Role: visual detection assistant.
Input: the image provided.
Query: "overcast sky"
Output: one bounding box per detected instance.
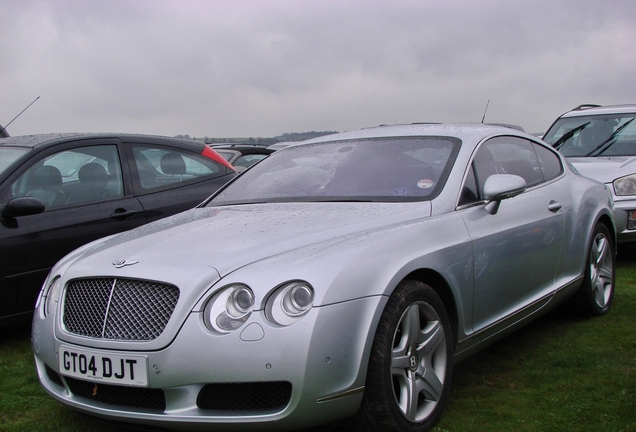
[1,0,635,138]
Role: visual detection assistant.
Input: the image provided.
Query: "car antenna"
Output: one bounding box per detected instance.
[481,99,490,123]
[0,96,40,136]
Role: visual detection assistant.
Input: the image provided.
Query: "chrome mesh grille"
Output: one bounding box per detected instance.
[63,278,179,340]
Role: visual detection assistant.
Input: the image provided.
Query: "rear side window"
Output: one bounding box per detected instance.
[132,146,224,190]
[533,143,563,181]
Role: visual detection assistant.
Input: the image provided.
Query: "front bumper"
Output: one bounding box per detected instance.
[33,295,386,431]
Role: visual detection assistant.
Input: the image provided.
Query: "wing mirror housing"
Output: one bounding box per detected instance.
[1,197,46,219]
[483,174,526,215]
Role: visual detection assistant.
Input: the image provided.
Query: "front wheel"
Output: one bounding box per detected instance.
[356,280,453,432]
[572,223,615,317]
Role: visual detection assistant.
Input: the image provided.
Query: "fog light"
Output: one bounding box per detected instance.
[628,210,636,230]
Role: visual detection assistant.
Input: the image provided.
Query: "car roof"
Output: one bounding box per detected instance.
[559,104,636,118]
[302,123,533,145]
[0,132,207,153]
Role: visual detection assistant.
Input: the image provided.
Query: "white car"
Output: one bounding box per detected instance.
[33,123,615,431]
[542,104,636,243]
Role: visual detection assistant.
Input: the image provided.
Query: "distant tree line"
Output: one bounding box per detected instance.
[175,131,338,145]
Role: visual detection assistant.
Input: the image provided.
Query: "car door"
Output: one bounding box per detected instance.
[0,140,147,323]
[460,136,566,332]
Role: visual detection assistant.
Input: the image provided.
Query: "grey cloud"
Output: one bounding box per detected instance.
[1,0,635,137]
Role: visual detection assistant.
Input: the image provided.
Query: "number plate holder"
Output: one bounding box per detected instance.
[59,345,148,387]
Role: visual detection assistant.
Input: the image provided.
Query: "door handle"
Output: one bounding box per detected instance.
[548,201,562,212]
[110,209,137,220]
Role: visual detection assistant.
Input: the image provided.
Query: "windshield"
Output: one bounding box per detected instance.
[543,113,636,156]
[208,137,460,206]
[0,147,30,176]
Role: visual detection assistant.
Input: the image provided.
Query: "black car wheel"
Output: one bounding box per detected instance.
[572,223,615,317]
[357,280,453,432]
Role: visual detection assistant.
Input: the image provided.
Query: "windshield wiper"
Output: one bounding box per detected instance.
[552,122,590,150]
[585,118,635,156]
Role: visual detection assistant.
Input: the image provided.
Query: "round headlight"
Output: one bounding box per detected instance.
[283,284,313,316]
[204,284,254,334]
[266,281,314,326]
[230,286,255,316]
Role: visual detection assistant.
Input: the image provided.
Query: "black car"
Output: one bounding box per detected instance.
[0,133,236,326]
[209,144,276,172]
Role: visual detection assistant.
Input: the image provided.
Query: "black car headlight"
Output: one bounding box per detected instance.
[614,174,636,196]
[203,284,255,334]
[265,281,314,326]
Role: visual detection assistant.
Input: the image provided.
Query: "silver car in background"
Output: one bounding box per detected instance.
[33,124,615,432]
[542,104,636,243]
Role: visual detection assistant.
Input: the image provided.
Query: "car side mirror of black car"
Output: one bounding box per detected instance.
[482,174,527,215]
[1,197,46,219]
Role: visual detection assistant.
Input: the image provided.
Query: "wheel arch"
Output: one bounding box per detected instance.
[402,268,459,350]
[597,213,617,253]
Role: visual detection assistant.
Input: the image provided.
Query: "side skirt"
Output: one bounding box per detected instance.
[453,276,583,363]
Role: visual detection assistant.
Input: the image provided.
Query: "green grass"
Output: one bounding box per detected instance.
[434,250,636,432]
[1,254,635,432]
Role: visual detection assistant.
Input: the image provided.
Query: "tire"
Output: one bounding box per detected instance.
[571,223,615,317]
[356,280,453,432]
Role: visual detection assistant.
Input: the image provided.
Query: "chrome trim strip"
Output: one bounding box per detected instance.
[316,386,365,403]
[101,278,117,337]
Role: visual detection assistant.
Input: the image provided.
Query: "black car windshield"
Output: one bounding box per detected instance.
[0,147,30,176]
[543,114,636,157]
[208,137,460,205]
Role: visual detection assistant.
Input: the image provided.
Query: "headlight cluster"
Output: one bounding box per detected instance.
[204,284,255,334]
[614,174,636,196]
[265,281,314,326]
[38,276,62,318]
[203,281,314,334]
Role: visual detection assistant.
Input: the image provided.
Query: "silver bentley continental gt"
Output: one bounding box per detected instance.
[32,124,616,432]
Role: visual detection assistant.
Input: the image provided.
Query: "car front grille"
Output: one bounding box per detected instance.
[63,278,179,341]
[197,382,292,412]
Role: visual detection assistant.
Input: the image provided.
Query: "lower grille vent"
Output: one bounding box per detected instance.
[65,377,166,411]
[45,364,64,387]
[197,382,292,412]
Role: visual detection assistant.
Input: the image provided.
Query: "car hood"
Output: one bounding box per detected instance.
[567,156,636,183]
[53,201,434,350]
[61,202,432,300]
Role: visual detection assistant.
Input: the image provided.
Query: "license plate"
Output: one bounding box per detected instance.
[59,345,148,387]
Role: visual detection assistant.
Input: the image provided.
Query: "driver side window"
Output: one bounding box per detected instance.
[11,145,123,209]
[459,137,555,207]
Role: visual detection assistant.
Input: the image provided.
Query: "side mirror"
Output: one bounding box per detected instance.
[1,196,46,219]
[483,174,526,215]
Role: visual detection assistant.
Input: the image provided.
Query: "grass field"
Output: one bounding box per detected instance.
[1,252,635,432]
